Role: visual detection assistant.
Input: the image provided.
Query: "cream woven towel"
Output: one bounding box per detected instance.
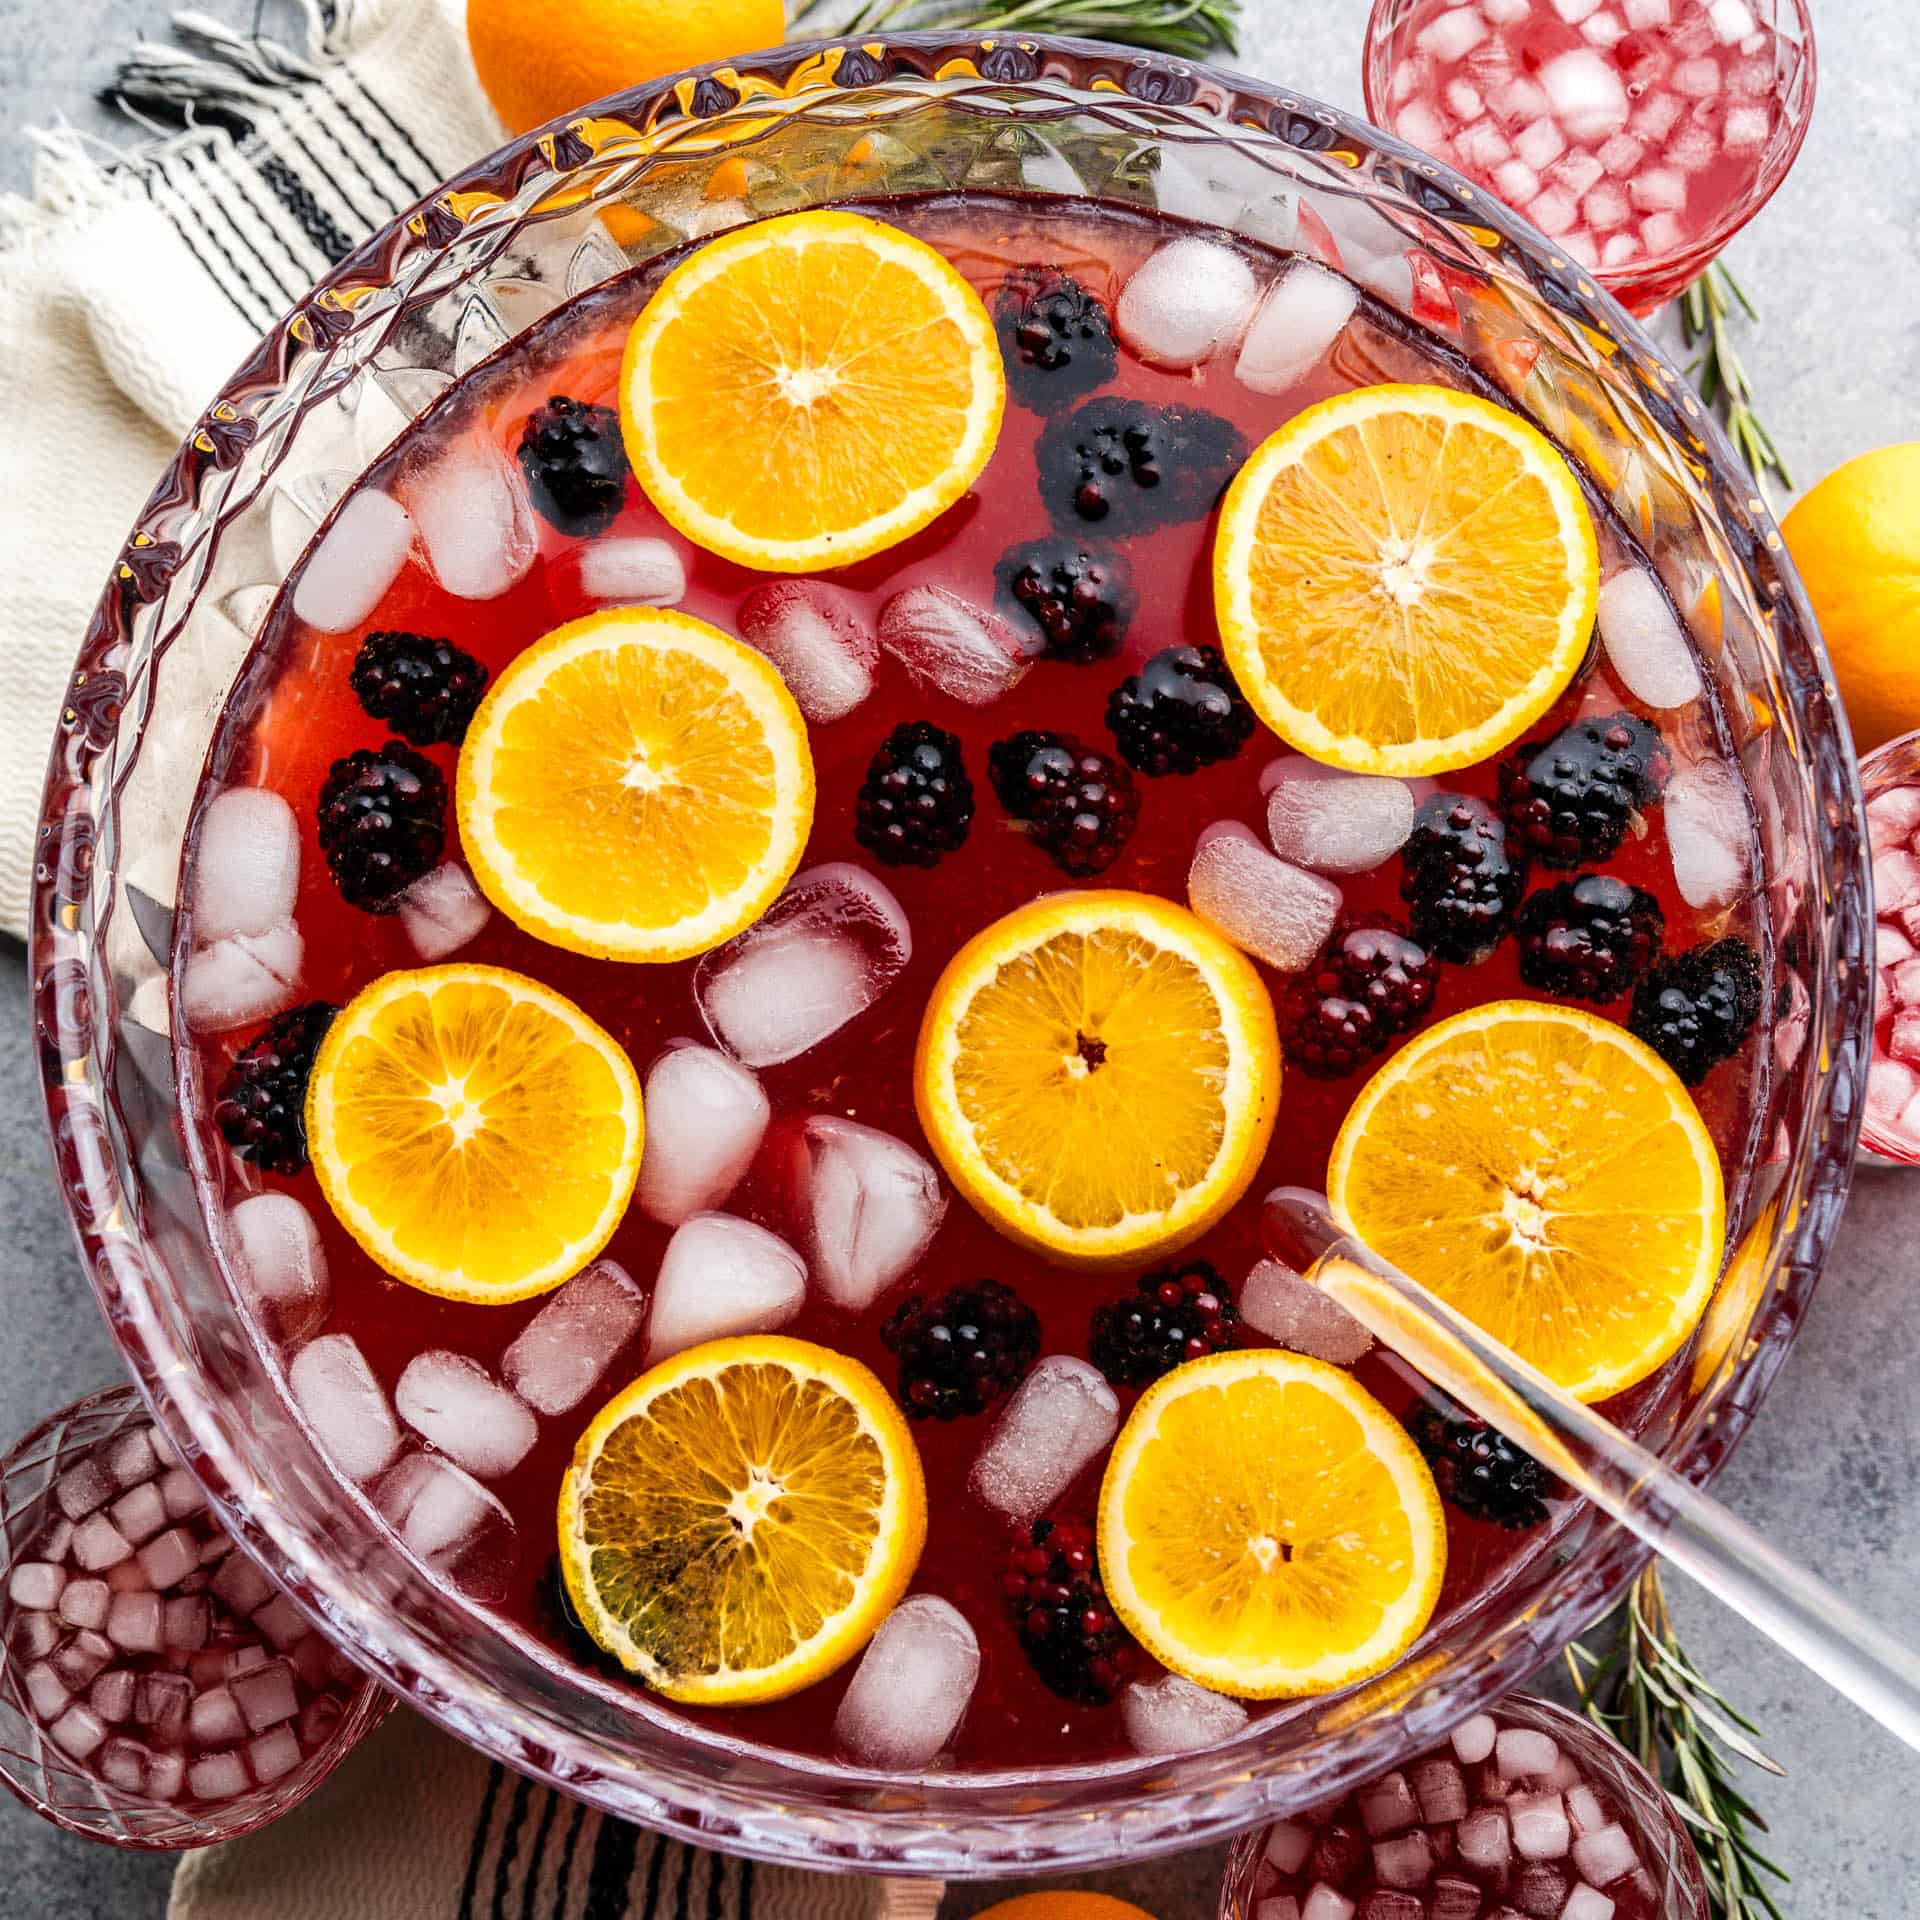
[170,1706,946,1920]
[0,0,503,938]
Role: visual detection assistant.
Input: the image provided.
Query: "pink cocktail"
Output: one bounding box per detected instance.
[1363,0,1815,312]
[1863,731,1920,1162]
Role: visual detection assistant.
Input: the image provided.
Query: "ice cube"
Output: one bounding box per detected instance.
[1188,824,1342,973]
[181,922,304,1034]
[394,1351,538,1480]
[1563,1888,1617,1920]
[61,1578,110,1630]
[636,1044,770,1226]
[98,1736,148,1792]
[288,1333,402,1484]
[1540,48,1629,138]
[1671,55,1722,97]
[89,1667,135,1725]
[252,1594,309,1651]
[1552,150,1606,197]
[1491,76,1549,125]
[1416,7,1485,59]
[1498,1727,1561,1777]
[1552,0,1600,18]
[1511,1790,1572,1859]
[1394,102,1448,152]
[1566,1783,1609,1833]
[1894,957,1920,1006]
[107,1482,166,1547]
[1255,1901,1301,1920]
[1709,0,1755,40]
[13,1612,60,1660]
[1870,786,1920,851]
[1573,1821,1639,1885]
[876,586,1029,706]
[188,1751,249,1800]
[1514,1865,1568,1917]
[148,1751,186,1801]
[232,1657,299,1732]
[1122,1673,1250,1755]
[1117,236,1260,370]
[212,1552,276,1619]
[1596,567,1700,711]
[190,1684,245,1747]
[50,1703,108,1760]
[971,1356,1119,1523]
[1641,210,1687,255]
[1600,232,1643,268]
[9,1561,64,1609]
[55,1453,115,1522]
[137,1673,191,1741]
[1452,1712,1499,1764]
[225,1192,332,1346]
[71,1514,132,1571]
[53,1631,113,1690]
[1561,229,1601,270]
[164,1595,210,1650]
[1628,168,1688,214]
[397,862,491,962]
[22,1662,69,1721]
[646,1213,807,1363]
[832,1594,980,1768]
[1495,160,1542,205]
[110,1556,157,1594]
[1359,1771,1418,1836]
[408,438,535,601]
[1515,118,1568,172]
[1528,187,1579,236]
[191,788,300,943]
[1445,79,1484,121]
[1373,1830,1433,1888]
[695,863,910,1068]
[1361,1894,1421,1920]
[292,489,412,634]
[1876,848,1920,914]
[1730,54,1775,95]
[1723,104,1769,149]
[1582,11,1626,46]
[1241,1259,1373,1365]
[1263,758,1416,874]
[1299,1887,1355,1920]
[1484,0,1532,17]
[501,1259,647,1416]
[1668,759,1752,908]
[1623,0,1671,22]
[1265,1820,1313,1875]
[1236,263,1360,396]
[372,1451,518,1601]
[249,1725,303,1784]
[1456,118,1514,173]
[1596,131,1644,176]
[1668,123,1718,172]
[799,1117,946,1313]
[1582,184,1632,239]
[1459,1805,1512,1871]
[577,536,686,607]
[737,581,878,725]
[135,1527,196,1592]
[1412,1755,1470,1823]
[1631,90,1684,141]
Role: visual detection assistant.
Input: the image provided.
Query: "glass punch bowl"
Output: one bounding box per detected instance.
[29,30,1871,1876]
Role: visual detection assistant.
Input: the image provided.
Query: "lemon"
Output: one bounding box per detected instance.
[914,891,1280,1269]
[1098,1350,1446,1699]
[457,607,813,963]
[1213,383,1599,777]
[620,210,1004,572]
[558,1336,925,1705]
[1780,442,1920,755]
[1327,1000,1725,1403]
[305,964,642,1303]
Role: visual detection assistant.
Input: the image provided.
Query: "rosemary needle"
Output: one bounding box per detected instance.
[803,0,1240,60]
[1680,262,1792,505]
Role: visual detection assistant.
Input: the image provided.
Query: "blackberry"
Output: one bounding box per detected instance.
[1628,936,1763,1084]
[853,721,974,868]
[988,729,1073,817]
[1088,1261,1237,1387]
[1001,1514,1142,1705]
[992,267,1117,409]
[1105,644,1255,776]
[1282,920,1440,1078]
[1035,397,1244,534]
[316,741,446,911]
[349,631,488,746]
[881,1280,1040,1420]
[1400,794,1527,963]
[1405,1404,1562,1531]
[1498,712,1669,868]
[994,537,1135,663]
[213,1002,337,1175]
[1029,743,1139,877]
[1515,875,1664,1003]
[516,394,630,536]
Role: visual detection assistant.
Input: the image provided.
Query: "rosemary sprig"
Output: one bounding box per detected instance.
[797,0,1240,60]
[1567,1566,1791,1920]
[1680,262,1791,503]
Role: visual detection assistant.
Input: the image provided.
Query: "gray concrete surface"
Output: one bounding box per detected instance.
[1,0,1917,1913]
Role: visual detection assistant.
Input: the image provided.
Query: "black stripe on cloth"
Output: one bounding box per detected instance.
[278,119,382,232]
[329,77,437,199]
[738,1859,755,1920]
[670,1839,697,1920]
[346,71,447,190]
[183,147,309,308]
[518,1786,564,1920]
[549,1797,590,1920]
[705,1849,728,1920]
[459,1760,508,1920]
[141,160,275,330]
[492,1772,538,1920]
[296,82,410,221]
[580,1810,644,1920]
[635,1830,671,1920]
[256,151,354,263]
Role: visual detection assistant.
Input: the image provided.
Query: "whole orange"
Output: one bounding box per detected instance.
[466,0,787,136]
[1779,443,1920,756]
[968,1899,1162,1920]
